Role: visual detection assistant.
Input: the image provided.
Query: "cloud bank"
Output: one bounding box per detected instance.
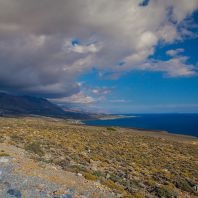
[0,0,197,102]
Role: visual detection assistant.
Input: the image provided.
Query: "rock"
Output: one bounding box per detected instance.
[77,173,83,177]
[6,189,21,198]
[106,173,110,179]
[0,157,9,163]
[60,188,75,198]
[0,169,3,179]
[65,188,75,195]
[116,193,122,198]
[194,184,198,192]
[60,194,73,198]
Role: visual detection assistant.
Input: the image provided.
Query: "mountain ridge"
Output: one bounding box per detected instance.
[0,92,97,119]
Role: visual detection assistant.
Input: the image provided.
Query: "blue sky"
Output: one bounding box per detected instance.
[0,0,197,113]
[77,11,198,113]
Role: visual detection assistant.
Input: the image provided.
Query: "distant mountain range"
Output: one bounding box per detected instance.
[0,92,100,119]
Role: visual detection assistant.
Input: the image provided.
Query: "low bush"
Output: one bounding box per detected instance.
[102,179,125,193]
[84,172,98,181]
[106,127,116,131]
[155,186,177,198]
[25,141,44,156]
[0,152,10,157]
[175,179,194,193]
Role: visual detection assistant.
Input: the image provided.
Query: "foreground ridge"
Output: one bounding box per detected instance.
[0,117,197,197]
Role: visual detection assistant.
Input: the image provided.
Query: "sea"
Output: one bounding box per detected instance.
[84,114,198,137]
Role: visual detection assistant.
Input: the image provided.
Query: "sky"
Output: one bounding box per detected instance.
[0,0,198,113]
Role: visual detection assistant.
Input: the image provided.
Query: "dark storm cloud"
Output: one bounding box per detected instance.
[0,0,93,98]
[0,0,197,101]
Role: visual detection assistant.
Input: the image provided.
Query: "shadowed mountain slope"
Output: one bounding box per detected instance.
[0,92,95,119]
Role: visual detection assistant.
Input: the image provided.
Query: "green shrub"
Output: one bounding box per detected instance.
[106,127,116,131]
[175,179,194,193]
[155,186,177,198]
[102,179,125,193]
[84,172,98,180]
[25,141,44,156]
[10,135,24,142]
[131,192,145,198]
[69,165,87,173]
[93,170,104,177]
[0,152,10,157]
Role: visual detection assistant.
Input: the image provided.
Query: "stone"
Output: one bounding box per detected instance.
[106,173,110,179]
[0,169,3,179]
[60,194,73,198]
[6,189,22,198]
[0,157,9,163]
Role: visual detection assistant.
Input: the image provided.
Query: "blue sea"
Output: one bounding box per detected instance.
[85,114,198,137]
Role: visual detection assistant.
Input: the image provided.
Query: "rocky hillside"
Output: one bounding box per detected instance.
[0,92,66,117]
[0,117,197,197]
[0,143,114,198]
[0,92,95,119]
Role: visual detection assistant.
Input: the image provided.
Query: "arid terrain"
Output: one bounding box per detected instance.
[0,117,197,197]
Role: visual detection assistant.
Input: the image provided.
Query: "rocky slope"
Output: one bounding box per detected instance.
[0,117,197,197]
[0,143,114,198]
[0,92,96,119]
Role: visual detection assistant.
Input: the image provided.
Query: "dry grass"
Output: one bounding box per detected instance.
[0,116,197,197]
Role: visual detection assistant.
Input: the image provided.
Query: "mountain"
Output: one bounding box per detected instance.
[0,92,96,119]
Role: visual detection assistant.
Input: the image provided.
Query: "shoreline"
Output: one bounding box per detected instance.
[82,122,198,140]
[1,115,197,139]
[97,115,138,120]
[82,114,198,139]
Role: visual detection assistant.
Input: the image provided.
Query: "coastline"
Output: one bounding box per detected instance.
[83,122,198,140]
[83,114,198,139]
[98,115,138,120]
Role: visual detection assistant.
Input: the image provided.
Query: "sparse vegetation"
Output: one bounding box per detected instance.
[0,151,9,157]
[106,127,116,131]
[0,117,197,197]
[155,186,177,198]
[25,141,44,156]
[101,179,125,193]
[84,172,98,181]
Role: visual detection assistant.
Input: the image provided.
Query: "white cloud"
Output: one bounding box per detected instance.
[109,99,129,103]
[63,40,103,54]
[91,87,112,95]
[139,56,196,77]
[157,24,178,43]
[0,0,197,102]
[166,48,185,56]
[72,44,101,54]
[51,92,95,104]
[137,31,158,50]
